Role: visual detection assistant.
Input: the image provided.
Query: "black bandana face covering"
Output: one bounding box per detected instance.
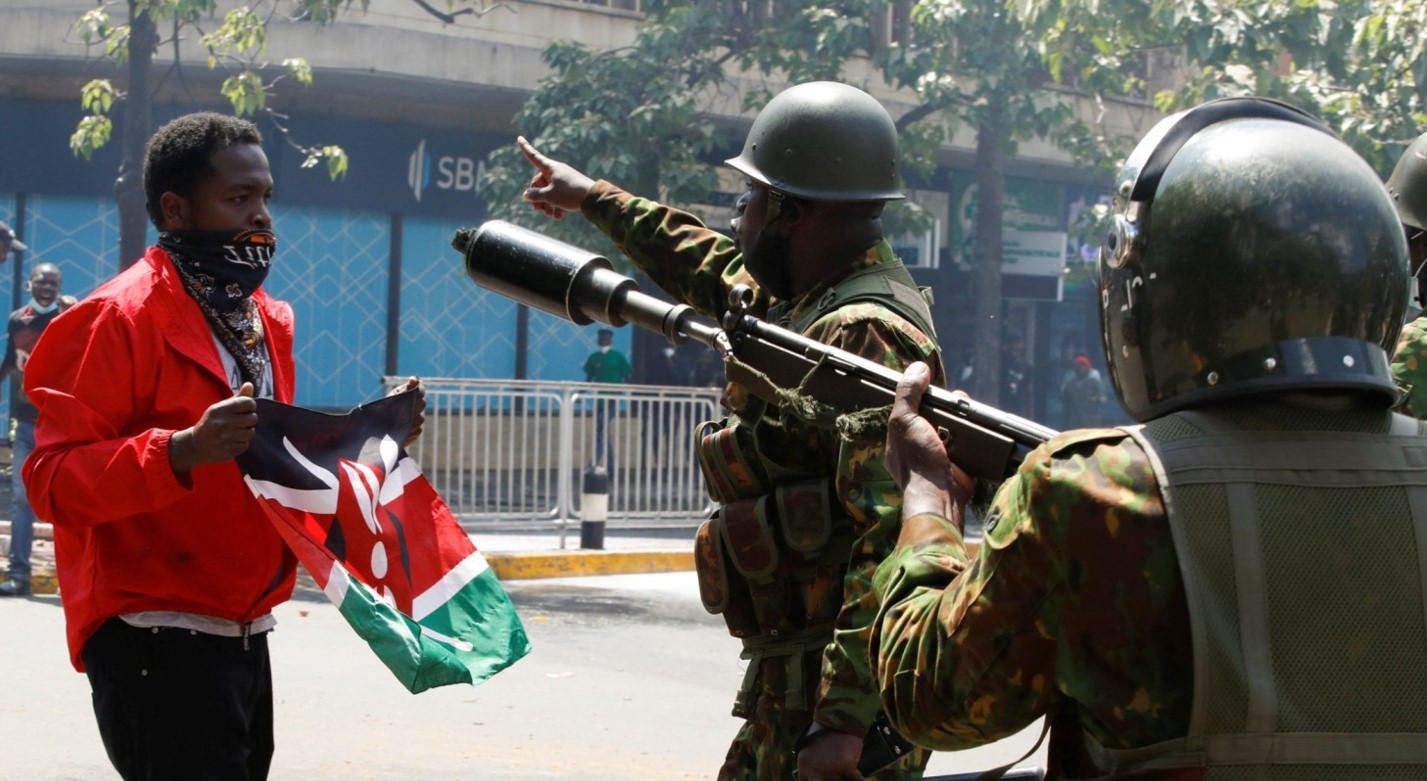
[158,228,275,310]
[160,227,277,388]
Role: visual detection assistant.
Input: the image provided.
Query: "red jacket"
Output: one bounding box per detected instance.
[23,246,298,671]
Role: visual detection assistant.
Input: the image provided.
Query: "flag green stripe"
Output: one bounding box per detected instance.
[331,567,530,694]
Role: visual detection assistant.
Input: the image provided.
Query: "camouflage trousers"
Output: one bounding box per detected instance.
[717,648,931,781]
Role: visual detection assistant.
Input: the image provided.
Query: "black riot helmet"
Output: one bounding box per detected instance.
[725,81,904,202]
[1388,131,1427,232]
[1098,97,1410,421]
[1387,132,1427,307]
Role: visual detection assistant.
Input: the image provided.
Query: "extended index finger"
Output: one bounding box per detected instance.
[516,136,550,172]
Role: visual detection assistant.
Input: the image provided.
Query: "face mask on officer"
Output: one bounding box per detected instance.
[735,186,798,300]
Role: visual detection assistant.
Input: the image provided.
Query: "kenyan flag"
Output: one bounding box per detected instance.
[237,392,530,693]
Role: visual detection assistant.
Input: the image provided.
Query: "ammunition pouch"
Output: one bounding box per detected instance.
[693,477,858,717]
[694,494,785,639]
[693,515,729,614]
[778,478,834,554]
[722,496,780,582]
[693,501,765,639]
[695,409,832,503]
[696,417,768,504]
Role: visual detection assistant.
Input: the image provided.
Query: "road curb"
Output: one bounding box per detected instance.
[484,549,695,580]
[0,568,59,596]
[14,552,700,593]
[481,540,979,581]
[30,570,58,595]
[14,540,977,588]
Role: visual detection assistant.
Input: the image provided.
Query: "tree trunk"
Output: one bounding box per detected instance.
[116,0,157,271]
[970,104,1006,405]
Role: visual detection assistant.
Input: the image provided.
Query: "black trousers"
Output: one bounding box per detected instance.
[82,617,275,781]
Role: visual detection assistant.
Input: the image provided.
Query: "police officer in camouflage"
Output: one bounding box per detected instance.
[518,81,944,780]
[872,98,1427,779]
[1388,131,1427,418]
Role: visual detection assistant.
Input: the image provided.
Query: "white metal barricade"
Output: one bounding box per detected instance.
[384,377,722,531]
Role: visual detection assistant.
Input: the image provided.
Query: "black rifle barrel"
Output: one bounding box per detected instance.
[454,220,722,347]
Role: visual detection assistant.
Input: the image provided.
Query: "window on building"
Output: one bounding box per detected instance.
[891,190,949,269]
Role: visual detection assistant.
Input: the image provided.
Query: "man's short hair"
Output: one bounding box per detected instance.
[143,112,263,229]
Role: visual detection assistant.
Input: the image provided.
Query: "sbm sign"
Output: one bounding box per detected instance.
[408,139,486,203]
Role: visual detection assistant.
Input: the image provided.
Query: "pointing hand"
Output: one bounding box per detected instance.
[518,136,596,220]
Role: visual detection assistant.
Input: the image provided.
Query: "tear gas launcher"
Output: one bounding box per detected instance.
[451,220,1057,481]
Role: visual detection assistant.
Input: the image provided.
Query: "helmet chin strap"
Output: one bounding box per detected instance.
[765,188,785,222]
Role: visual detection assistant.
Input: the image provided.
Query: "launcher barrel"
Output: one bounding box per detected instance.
[452,220,719,347]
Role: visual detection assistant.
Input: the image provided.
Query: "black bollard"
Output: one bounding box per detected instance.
[580,465,609,550]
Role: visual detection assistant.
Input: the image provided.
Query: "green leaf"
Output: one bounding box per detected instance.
[323,145,348,179]
[203,7,267,58]
[80,80,118,114]
[221,71,266,116]
[73,8,113,45]
[69,114,113,160]
[299,145,349,180]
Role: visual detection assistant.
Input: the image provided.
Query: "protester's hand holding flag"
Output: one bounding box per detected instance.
[236,390,529,693]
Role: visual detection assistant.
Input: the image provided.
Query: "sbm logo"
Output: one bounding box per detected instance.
[407,139,486,202]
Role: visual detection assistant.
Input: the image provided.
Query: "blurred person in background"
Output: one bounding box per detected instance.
[0,262,74,597]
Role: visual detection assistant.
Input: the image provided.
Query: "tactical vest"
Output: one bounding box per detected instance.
[771,257,938,338]
[1091,407,1427,779]
[693,258,939,718]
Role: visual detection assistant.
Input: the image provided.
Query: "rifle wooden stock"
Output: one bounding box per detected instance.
[454,220,1058,482]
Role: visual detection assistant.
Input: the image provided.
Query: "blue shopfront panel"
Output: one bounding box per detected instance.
[399,215,518,380]
[21,194,133,299]
[265,206,389,410]
[399,216,629,383]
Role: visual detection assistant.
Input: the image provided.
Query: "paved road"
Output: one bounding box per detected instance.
[0,572,1044,780]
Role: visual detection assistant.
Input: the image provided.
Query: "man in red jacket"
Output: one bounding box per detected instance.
[23,112,418,781]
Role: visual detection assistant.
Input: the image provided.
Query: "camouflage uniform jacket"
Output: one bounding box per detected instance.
[870,419,1190,772]
[871,398,1424,773]
[583,181,945,735]
[1392,315,1427,418]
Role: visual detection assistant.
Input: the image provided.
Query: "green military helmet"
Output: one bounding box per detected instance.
[725,81,904,202]
[1387,131,1427,231]
[1098,97,1410,421]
